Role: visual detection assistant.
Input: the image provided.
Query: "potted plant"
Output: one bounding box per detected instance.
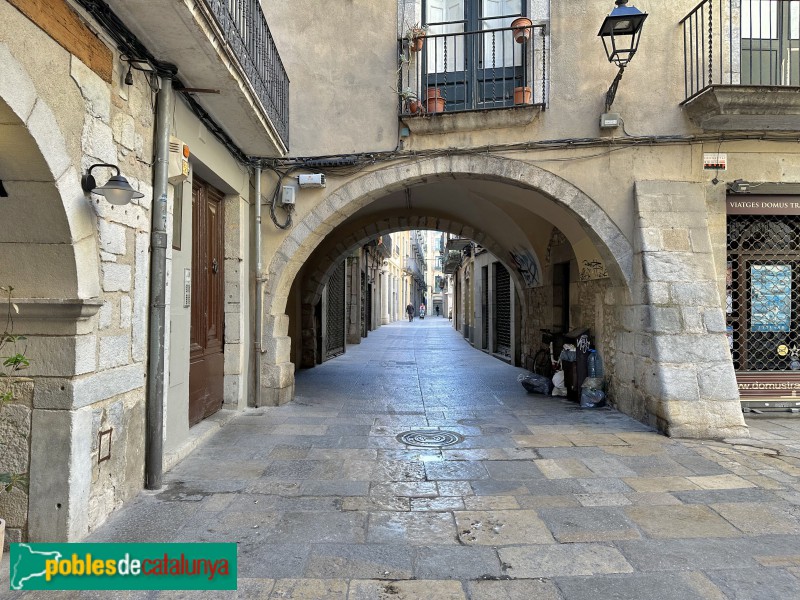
[425,87,445,113]
[514,85,532,105]
[397,88,424,115]
[0,285,30,560]
[511,16,533,43]
[405,23,428,53]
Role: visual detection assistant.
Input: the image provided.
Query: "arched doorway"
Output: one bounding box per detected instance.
[0,82,101,543]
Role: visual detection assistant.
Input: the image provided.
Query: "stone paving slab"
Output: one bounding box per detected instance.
[9,319,800,598]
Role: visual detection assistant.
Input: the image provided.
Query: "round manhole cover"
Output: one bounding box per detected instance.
[396,430,465,448]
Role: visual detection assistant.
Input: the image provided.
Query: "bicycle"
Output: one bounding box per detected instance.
[532,329,557,379]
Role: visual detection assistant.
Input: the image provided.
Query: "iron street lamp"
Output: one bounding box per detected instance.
[81,163,144,206]
[598,0,648,114]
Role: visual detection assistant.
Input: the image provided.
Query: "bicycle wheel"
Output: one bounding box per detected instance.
[532,349,553,378]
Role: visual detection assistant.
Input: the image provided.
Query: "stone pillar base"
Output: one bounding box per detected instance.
[258,383,295,407]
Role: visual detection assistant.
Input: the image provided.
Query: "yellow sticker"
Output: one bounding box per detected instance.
[777,344,789,357]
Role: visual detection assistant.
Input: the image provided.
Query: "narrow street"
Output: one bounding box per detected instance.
[8,317,800,598]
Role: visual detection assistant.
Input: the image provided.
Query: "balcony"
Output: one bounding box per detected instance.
[397,23,546,134]
[404,257,425,284]
[681,0,800,131]
[103,0,289,154]
[442,250,463,275]
[377,234,392,258]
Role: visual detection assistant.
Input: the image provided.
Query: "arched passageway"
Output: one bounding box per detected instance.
[258,154,748,439]
[0,80,101,544]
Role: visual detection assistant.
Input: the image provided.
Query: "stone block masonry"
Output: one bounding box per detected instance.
[626,181,748,438]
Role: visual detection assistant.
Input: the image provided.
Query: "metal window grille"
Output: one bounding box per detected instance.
[482,266,489,350]
[325,260,346,359]
[727,214,800,371]
[495,263,511,357]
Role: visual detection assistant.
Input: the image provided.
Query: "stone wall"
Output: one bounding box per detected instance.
[625,181,748,438]
[0,378,33,547]
[78,57,154,530]
[1,3,155,540]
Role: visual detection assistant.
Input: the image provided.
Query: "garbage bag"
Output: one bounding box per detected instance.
[580,388,606,408]
[551,369,567,397]
[518,373,551,395]
[552,370,565,388]
[559,345,576,362]
[581,377,604,390]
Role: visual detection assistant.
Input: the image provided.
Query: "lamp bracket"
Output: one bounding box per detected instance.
[604,66,625,113]
[81,163,121,192]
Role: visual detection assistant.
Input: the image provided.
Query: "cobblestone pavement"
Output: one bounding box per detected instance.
[4,317,800,598]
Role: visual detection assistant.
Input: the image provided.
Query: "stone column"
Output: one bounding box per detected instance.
[626,181,747,438]
[258,312,295,406]
[381,271,390,325]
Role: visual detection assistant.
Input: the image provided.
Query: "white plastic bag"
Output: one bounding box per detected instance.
[551,370,567,396]
[552,370,565,388]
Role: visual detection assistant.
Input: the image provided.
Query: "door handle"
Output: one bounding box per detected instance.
[212,258,219,274]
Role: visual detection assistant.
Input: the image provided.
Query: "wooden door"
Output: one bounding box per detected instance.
[189,178,224,427]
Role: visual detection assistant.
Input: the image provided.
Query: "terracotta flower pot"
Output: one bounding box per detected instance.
[426,97,446,113]
[426,87,443,101]
[511,17,533,43]
[407,99,424,114]
[410,35,425,52]
[514,86,532,105]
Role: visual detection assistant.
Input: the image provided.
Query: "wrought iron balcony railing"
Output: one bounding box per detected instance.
[681,0,800,101]
[377,234,393,257]
[443,250,463,275]
[201,0,289,145]
[398,23,546,116]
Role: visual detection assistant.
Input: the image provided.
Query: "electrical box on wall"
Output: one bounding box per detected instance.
[280,185,296,207]
[168,137,190,183]
[703,152,727,170]
[298,173,326,188]
[599,112,620,129]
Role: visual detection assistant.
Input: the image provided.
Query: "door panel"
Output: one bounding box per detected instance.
[189,178,225,427]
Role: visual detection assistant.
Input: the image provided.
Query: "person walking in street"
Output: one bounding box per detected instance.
[435,305,440,317]
[406,302,414,322]
[419,303,426,319]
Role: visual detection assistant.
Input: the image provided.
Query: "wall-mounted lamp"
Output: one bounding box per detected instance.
[81,163,143,205]
[598,0,648,116]
[0,180,8,198]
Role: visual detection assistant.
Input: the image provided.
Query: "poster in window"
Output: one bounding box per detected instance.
[750,264,791,333]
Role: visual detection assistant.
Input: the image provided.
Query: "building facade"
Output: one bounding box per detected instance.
[3,0,800,546]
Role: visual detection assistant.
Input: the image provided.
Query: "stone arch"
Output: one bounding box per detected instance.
[265,154,631,316]
[300,213,531,309]
[0,46,102,544]
[0,44,100,300]
[257,154,632,407]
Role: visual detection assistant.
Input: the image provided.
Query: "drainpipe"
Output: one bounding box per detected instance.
[254,166,263,406]
[146,74,174,490]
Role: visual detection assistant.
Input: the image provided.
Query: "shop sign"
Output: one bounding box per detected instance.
[726,195,800,215]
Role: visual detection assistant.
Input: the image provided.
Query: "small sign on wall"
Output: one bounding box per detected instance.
[703,152,727,170]
[184,268,191,307]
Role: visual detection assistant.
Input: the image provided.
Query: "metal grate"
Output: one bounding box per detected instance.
[495,263,511,357]
[325,260,346,359]
[727,215,800,371]
[482,266,489,349]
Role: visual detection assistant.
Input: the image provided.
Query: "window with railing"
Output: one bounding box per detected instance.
[682,0,800,101]
[398,0,546,114]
